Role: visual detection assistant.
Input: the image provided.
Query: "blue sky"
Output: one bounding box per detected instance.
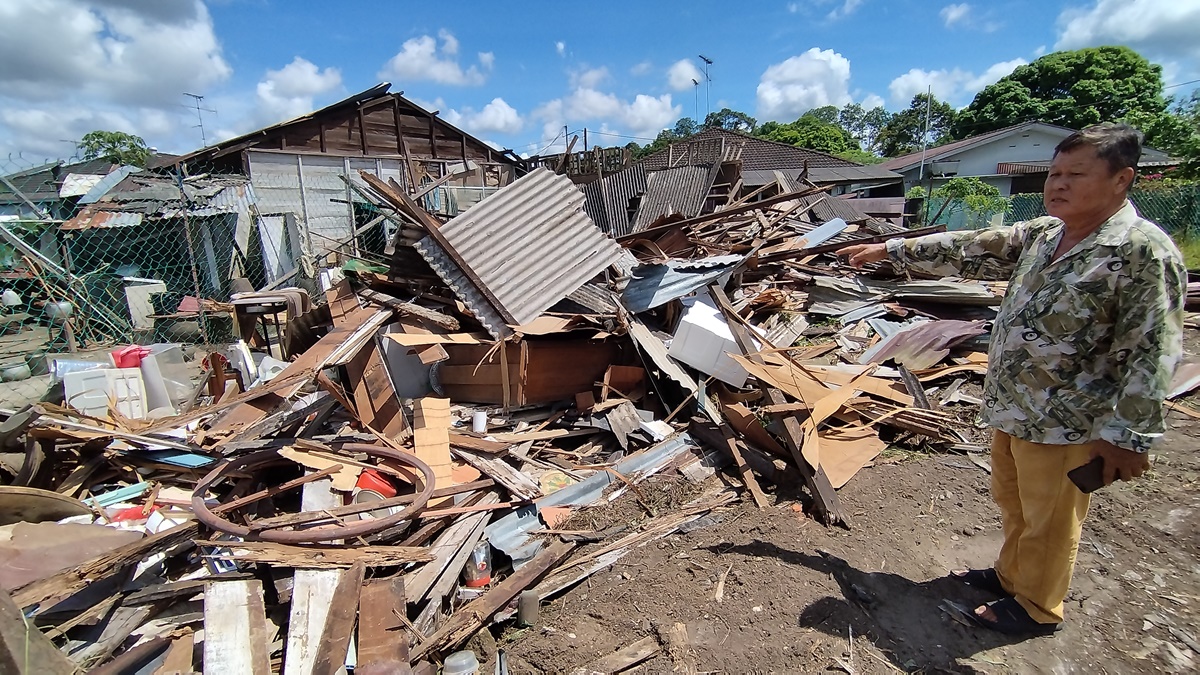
[1,0,1198,163]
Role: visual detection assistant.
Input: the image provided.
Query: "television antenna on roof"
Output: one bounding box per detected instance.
[183,93,217,148]
[698,55,713,118]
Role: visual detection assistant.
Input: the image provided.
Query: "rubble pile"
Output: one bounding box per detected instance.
[3,161,1198,675]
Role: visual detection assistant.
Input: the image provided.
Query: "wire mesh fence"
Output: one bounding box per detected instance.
[0,151,506,410]
[1007,183,1200,235]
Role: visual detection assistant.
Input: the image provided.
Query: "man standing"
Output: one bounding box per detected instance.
[837,123,1186,635]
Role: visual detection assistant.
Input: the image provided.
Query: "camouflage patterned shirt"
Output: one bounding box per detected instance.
[885,200,1186,452]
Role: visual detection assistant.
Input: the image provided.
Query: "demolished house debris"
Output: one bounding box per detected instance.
[0,120,1083,674]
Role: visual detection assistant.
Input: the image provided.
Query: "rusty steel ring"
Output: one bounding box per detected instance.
[191,442,436,544]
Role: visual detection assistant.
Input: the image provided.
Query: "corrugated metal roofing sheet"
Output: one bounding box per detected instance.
[581,164,647,237]
[60,208,144,230]
[631,163,720,232]
[413,168,624,339]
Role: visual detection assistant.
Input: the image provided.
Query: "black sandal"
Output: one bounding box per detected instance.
[967,597,1062,636]
[950,568,1009,597]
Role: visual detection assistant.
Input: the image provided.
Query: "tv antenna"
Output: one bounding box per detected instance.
[183,93,217,147]
[691,78,700,122]
[698,54,713,117]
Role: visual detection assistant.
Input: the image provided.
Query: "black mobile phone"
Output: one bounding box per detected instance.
[1068,456,1106,494]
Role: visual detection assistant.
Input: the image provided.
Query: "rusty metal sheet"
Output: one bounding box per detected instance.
[413,168,623,339]
[59,208,143,231]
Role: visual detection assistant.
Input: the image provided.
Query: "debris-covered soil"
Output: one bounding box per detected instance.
[501,406,1200,675]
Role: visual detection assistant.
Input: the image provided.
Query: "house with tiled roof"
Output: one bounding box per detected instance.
[640,128,902,193]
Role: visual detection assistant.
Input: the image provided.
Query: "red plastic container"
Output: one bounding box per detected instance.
[355,469,398,498]
[111,345,152,368]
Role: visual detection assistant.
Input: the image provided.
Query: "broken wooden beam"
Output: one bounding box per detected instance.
[357,577,411,675]
[706,283,846,526]
[203,579,272,675]
[410,539,576,661]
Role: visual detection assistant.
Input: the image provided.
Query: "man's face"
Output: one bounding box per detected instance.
[1043,146,1133,225]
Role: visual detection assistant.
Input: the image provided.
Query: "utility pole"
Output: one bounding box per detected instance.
[917,85,932,181]
[184,93,216,147]
[583,128,588,152]
[698,55,713,118]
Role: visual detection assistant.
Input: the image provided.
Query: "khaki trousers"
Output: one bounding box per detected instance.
[991,430,1093,624]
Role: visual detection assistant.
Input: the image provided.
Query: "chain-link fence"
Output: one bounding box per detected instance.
[0,151,504,410]
[1007,183,1200,235]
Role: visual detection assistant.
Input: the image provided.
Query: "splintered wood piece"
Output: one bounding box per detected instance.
[568,636,660,675]
[451,447,541,501]
[312,562,366,675]
[410,539,576,661]
[203,579,272,675]
[357,577,411,675]
[198,541,432,568]
[706,283,845,527]
[346,340,410,440]
[14,522,199,614]
[0,588,74,674]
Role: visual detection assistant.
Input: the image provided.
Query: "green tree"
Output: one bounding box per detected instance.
[838,103,892,154]
[877,93,957,157]
[673,117,701,137]
[703,108,757,133]
[77,130,150,167]
[954,46,1167,137]
[803,105,840,125]
[930,177,1011,228]
[756,115,856,155]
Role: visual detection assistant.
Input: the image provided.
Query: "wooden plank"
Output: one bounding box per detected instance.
[712,420,770,508]
[410,539,576,661]
[284,479,343,675]
[707,284,845,527]
[200,541,432,568]
[205,306,382,442]
[154,633,194,674]
[346,339,409,439]
[312,562,366,675]
[14,522,199,613]
[357,578,410,675]
[405,491,499,604]
[568,636,660,675]
[451,447,541,501]
[0,588,74,675]
[203,579,272,675]
[412,398,454,500]
[67,602,157,668]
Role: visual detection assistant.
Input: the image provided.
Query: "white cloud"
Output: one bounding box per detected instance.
[570,67,610,89]
[756,48,853,120]
[667,59,705,91]
[0,0,232,158]
[888,57,1026,106]
[437,28,459,56]
[827,0,864,21]
[530,87,680,153]
[1056,0,1200,64]
[631,61,653,76]
[378,31,492,86]
[861,93,886,109]
[940,3,971,28]
[255,57,342,125]
[787,2,802,13]
[555,41,566,57]
[464,98,523,135]
[0,0,229,107]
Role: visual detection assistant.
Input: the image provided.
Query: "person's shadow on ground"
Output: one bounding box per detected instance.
[702,540,1057,674]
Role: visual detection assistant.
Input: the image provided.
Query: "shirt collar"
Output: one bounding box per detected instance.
[1093,200,1140,247]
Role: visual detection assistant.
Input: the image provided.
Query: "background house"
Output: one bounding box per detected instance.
[173,83,524,264]
[880,121,1173,196]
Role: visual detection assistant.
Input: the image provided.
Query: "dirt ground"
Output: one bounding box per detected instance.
[499,340,1200,673]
